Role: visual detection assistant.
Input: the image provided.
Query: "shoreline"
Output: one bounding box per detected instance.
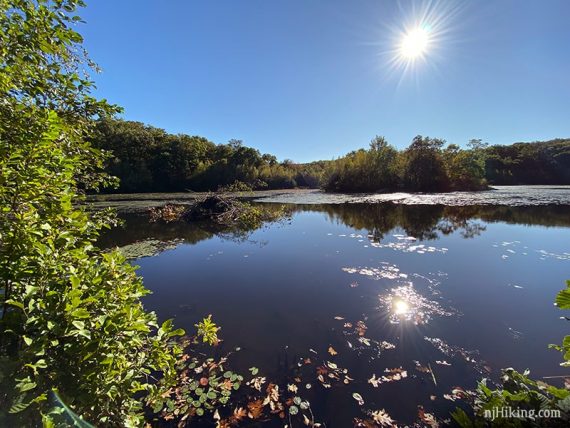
[86,185,570,212]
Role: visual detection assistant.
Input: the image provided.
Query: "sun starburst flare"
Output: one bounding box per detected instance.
[370,0,465,85]
[400,26,431,59]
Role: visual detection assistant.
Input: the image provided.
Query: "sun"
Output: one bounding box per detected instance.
[400,26,430,59]
[378,0,463,81]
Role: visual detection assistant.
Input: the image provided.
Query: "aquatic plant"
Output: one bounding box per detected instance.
[452,280,570,427]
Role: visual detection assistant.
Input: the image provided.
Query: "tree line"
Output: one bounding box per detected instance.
[92,120,570,194]
[486,139,570,184]
[91,119,329,192]
[316,135,570,192]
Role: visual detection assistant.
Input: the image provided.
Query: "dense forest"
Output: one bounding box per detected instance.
[92,119,570,193]
[91,119,329,192]
[486,139,570,184]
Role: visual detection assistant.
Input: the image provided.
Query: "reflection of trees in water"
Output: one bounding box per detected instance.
[98,204,291,250]
[293,204,570,242]
[99,203,570,251]
[295,204,484,241]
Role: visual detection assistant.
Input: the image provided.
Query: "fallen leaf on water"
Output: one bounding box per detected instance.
[352,392,364,406]
[265,383,279,402]
[371,409,395,426]
[450,386,468,400]
[233,407,247,421]
[247,399,264,420]
[368,374,380,388]
[287,383,298,393]
[418,405,439,428]
[246,376,266,392]
[334,316,345,320]
[356,320,367,336]
[328,346,338,356]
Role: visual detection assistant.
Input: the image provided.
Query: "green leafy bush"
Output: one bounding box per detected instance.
[0,1,192,425]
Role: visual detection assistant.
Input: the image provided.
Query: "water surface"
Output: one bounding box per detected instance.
[100,194,570,426]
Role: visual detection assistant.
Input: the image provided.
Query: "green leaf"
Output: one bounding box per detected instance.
[5,299,24,310]
[71,308,90,319]
[18,382,37,392]
[70,276,80,288]
[9,400,31,414]
[451,408,474,428]
[72,320,85,330]
[168,328,185,338]
[555,284,570,309]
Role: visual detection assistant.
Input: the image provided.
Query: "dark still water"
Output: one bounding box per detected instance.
[101,202,570,426]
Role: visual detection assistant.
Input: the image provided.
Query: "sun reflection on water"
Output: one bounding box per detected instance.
[393,299,410,315]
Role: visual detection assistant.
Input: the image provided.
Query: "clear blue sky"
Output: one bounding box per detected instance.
[81,0,570,162]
